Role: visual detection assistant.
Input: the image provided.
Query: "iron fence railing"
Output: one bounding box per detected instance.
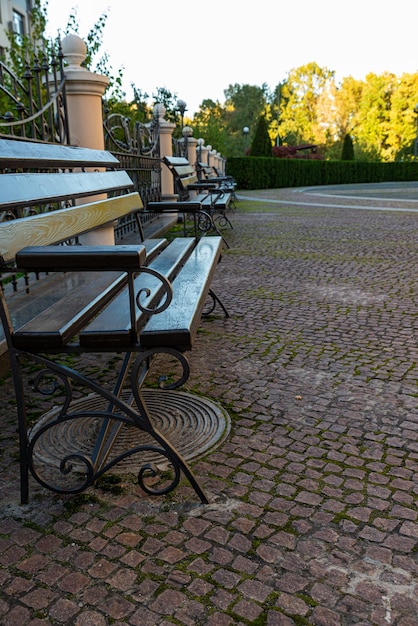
[0,43,69,144]
[0,56,167,297]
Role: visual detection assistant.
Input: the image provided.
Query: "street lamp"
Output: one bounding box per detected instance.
[176,99,187,130]
[414,104,418,161]
[243,126,249,154]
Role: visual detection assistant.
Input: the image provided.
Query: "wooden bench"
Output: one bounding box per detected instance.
[160,156,234,234]
[197,161,237,198]
[0,139,228,505]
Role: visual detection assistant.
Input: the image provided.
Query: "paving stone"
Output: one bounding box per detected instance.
[1,196,418,625]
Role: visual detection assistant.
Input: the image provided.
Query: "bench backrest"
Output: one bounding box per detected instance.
[0,140,142,265]
[197,162,217,182]
[163,156,198,197]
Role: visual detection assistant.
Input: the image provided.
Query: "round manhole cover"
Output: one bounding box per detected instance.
[30,389,231,473]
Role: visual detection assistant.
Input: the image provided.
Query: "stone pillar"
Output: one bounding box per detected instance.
[60,34,113,244]
[60,35,108,150]
[155,104,177,201]
[206,145,212,165]
[200,143,210,165]
[182,127,198,170]
[197,138,205,167]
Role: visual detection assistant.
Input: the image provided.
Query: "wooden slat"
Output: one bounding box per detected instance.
[140,236,223,350]
[0,139,120,170]
[9,237,168,351]
[173,166,196,178]
[164,156,190,166]
[0,170,134,210]
[12,271,127,350]
[80,237,196,348]
[0,193,142,264]
[0,238,168,341]
[195,192,232,209]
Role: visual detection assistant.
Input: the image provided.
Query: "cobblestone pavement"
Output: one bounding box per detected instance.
[0,185,418,625]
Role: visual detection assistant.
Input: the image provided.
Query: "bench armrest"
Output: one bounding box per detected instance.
[147,202,203,213]
[187,183,217,191]
[16,245,147,271]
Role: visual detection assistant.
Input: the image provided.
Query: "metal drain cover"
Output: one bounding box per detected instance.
[31,390,231,473]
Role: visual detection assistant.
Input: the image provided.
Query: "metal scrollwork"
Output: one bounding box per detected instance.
[103,108,160,158]
[135,268,173,315]
[137,455,180,496]
[18,348,207,501]
[28,415,97,494]
[130,347,190,393]
[33,368,73,419]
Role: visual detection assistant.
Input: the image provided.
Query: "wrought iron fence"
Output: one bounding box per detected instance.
[103,105,162,232]
[0,43,69,144]
[0,54,166,299]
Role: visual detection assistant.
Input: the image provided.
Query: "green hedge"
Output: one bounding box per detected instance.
[225,158,418,190]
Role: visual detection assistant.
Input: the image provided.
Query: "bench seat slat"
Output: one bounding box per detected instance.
[79,238,196,348]
[195,192,231,206]
[10,238,167,351]
[12,271,126,350]
[140,237,223,350]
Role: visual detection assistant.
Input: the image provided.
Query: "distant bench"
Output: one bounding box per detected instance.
[197,161,237,200]
[150,156,234,237]
[0,139,228,505]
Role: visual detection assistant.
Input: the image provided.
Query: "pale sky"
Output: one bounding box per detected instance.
[45,0,418,115]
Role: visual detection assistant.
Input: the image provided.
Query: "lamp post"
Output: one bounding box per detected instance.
[176,99,187,130]
[414,104,418,162]
[243,126,249,154]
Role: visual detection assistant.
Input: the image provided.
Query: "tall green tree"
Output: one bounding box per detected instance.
[250,116,272,156]
[387,73,418,160]
[341,134,354,160]
[277,62,335,146]
[219,83,271,155]
[192,99,228,155]
[354,72,396,161]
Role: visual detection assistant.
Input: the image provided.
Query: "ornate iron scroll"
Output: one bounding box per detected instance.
[103,105,160,157]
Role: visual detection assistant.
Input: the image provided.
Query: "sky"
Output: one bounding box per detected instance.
[45,0,418,116]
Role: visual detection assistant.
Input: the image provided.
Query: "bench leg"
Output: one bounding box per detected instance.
[13,349,209,504]
[203,288,230,318]
[212,209,234,231]
[7,349,31,504]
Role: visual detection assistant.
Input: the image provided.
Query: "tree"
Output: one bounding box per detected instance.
[277,62,335,146]
[387,73,418,161]
[219,84,271,156]
[341,134,354,160]
[49,4,125,101]
[192,99,229,155]
[223,83,269,132]
[250,116,272,156]
[353,72,396,161]
[4,0,47,74]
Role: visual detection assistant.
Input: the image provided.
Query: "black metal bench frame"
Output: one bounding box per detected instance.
[196,161,237,198]
[0,139,228,505]
[161,156,234,236]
